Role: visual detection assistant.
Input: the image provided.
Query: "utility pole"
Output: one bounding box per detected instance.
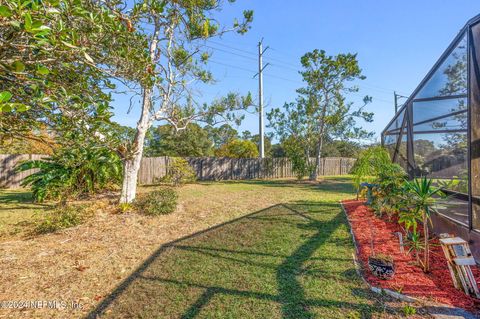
[254,39,269,158]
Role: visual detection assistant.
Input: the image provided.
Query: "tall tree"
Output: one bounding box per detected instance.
[269,49,373,180]
[321,139,361,158]
[205,124,239,148]
[145,123,213,157]
[267,101,318,177]
[97,0,253,203]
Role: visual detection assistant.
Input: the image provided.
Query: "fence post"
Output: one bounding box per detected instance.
[0,155,355,188]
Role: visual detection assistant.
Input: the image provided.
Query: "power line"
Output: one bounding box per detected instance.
[209,60,257,74]
[209,59,393,104]
[201,44,258,62]
[206,41,408,96]
[209,59,298,83]
[268,63,299,73]
[204,42,300,72]
[206,39,258,57]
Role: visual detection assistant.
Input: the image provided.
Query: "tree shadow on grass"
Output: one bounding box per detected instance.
[87,202,403,319]
[0,191,33,204]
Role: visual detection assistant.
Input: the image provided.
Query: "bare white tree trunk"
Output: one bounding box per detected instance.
[119,88,152,204]
[119,19,162,204]
[120,154,142,204]
[309,99,328,181]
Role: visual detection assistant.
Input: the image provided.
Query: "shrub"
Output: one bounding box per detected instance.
[18,146,122,202]
[163,158,196,186]
[351,146,391,197]
[282,137,313,180]
[214,139,259,158]
[370,162,407,218]
[35,205,85,234]
[134,188,178,216]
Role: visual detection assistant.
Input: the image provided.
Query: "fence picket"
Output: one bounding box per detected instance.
[0,154,355,188]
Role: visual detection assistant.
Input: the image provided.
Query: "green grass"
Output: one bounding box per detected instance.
[90,177,408,318]
[0,190,51,237]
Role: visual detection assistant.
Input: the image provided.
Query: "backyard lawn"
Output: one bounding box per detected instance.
[0,177,428,318]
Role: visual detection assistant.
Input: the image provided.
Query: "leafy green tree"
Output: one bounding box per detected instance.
[205,124,239,148]
[271,143,286,157]
[95,0,254,203]
[240,130,272,156]
[270,50,373,180]
[145,123,213,157]
[215,139,258,158]
[351,146,392,197]
[241,130,253,140]
[0,0,134,151]
[240,130,273,156]
[322,139,361,158]
[268,101,318,177]
[282,135,314,179]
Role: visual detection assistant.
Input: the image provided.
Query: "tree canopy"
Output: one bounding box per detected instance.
[0,0,136,151]
[215,139,259,158]
[145,124,214,157]
[268,49,373,179]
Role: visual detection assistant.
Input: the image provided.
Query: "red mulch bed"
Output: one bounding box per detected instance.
[342,199,480,313]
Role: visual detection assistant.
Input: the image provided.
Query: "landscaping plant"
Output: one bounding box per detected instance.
[402,305,417,316]
[35,205,85,234]
[351,146,392,199]
[18,146,122,202]
[134,188,178,216]
[163,158,196,186]
[400,177,444,272]
[370,162,407,218]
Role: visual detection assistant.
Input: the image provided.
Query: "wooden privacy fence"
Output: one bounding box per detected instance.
[0,154,355,188]
[138,157,356,185]
[0,154,47,188]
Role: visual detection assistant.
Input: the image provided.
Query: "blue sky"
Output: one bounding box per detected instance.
[111,1,480,143]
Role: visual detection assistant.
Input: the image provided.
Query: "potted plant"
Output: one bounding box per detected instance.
[367,221,396,279]
[368,253,395,280]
